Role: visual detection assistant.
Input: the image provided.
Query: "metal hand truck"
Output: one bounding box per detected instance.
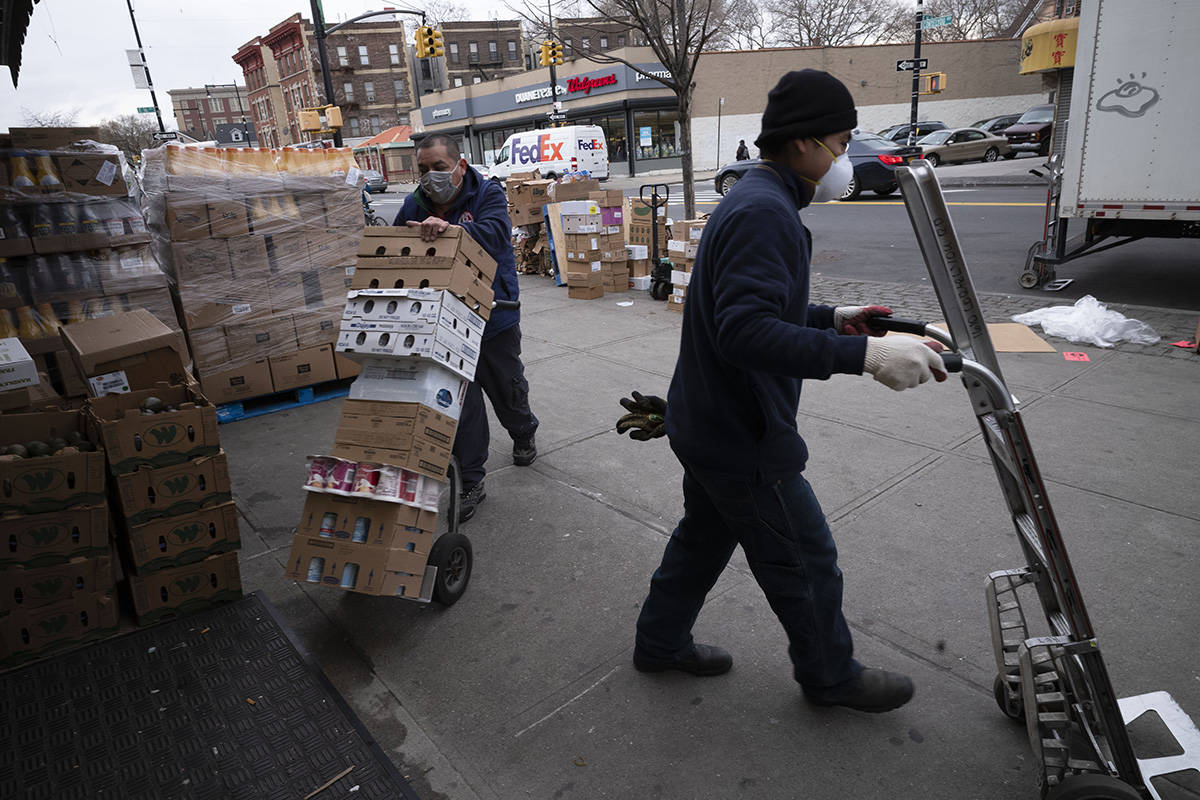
[639,183,673,301]
[879,159,1200,800]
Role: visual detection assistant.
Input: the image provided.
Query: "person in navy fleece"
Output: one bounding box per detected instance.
[394,134,538,523]
[624,71,947,713]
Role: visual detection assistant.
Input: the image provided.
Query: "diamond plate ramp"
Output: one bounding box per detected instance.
[0,592,420,800]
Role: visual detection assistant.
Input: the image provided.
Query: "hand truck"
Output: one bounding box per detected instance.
[876,159,1200,800]
[639,183,673,301]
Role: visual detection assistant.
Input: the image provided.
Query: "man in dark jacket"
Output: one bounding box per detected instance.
[626,71,946,712]
[393,134,539,522]
[735,139,750,161]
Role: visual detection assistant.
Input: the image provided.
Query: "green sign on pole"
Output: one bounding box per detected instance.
[922,14,953,29]
[137,106,155,113]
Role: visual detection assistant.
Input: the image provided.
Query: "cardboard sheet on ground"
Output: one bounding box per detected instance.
[887,322,1055,353]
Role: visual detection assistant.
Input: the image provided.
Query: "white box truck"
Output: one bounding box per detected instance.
[1022,0,1200,288]
[486,125,608,181]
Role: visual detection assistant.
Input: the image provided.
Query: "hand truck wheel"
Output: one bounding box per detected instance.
[992,674,1025,722]
[429,532,472,606]
[1042,773,1142,800]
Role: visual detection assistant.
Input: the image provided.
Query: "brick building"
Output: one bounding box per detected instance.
[438,20,526,89]
[233,12,417,147]
[550,17,642,63]
[167,85,251,142]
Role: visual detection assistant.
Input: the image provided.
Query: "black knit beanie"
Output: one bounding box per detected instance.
[755,69,858,150]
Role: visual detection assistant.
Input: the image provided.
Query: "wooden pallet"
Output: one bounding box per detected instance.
[215,378,352,423]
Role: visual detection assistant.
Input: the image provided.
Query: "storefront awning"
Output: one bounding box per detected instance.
[1019,16,1079,74]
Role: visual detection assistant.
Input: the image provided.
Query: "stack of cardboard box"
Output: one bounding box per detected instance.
[506,173,553,228]
[0,407,118,666]
[625,245,651,292]
[624,196,668,255]
[141,145,363,405]
[666,219,707,313]
[1,133,183,399]
[560,201,605,300]
[589,190,626,294]
[284,226,495,601]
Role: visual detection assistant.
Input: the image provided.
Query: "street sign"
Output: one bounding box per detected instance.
[896,58,929,71]
[137,106,155,113]
[153,131,179,141]
[922,14,953,29]
[547,112,566,120]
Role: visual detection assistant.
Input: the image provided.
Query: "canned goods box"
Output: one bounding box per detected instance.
[347,359,469,420]
[0,553,115,612]
[114,451,233,527]
[295,492,437,548]
[0,408,107,516]
[127,550,242,626]
[304,456,446,509]
[358,226,497,281]
[0,505,110,569]
[0,589,119,667]
[86,383,220,475]
[122,501,240,576]
[285,536,432,601]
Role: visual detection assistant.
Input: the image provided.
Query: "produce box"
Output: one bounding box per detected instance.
[0,409,106,514]
[123,501,240,575]
[0,554,115,611]
[87,383,219,474]
[0,505,109,569]
[114,451,232,527]
[0,590,119,666]
[127,550,242,625]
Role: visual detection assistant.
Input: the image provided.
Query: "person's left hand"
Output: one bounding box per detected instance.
[406,217,453,242]
[834,305,893,336]
[616,391,667,441]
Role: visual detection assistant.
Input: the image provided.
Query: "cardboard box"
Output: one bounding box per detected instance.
[268,344,336,392]
[552,180,599,201]
[205,198,250,238]
[568,285,605,300]
[0,337,39,393]
[127,551,242,624]
[0,554,115,611]
[589,189,625,207]
[0,590,119,666]
[628,259,651,278]
[348,359,469,419]
[342,288,485,338]
[337,398,457,447]
[55,153,128,196]
[170,239,233,283]
[177,280,270,330]
[224,314,298,362]
[121,287,180,332]
[351,261,493,320]
[306,229,360,269]
[114,452,232,527]
[165,192,211,241]
[295,492,436,543]
[285,535,431,598]
[97,246,169,295]
[675,219,708,241]
[123,501,240,575]
[328,438,452,481]
[265,231,312,273]
[224,235,270,276]
[60,309,190,395]
[511,179,554,208]
[188,327,229,374]
[566,268,603,288]
[9,127,102,149]
[358,226,497,281]
[0,409,108,514]
[507,205,543,227]
[562,214,602,234]
[0,506,109,569]
[335,352,361,379]
[200,358,273,403]
[87,383,220,474]
[293,306,342,349]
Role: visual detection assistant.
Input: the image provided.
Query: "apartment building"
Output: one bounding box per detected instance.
[439,20,526,89]
[167,85,251,143]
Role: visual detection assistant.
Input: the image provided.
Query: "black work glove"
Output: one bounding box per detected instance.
[616,391,667,441]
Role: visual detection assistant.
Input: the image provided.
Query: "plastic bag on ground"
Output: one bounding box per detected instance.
[1012,294,1160,348]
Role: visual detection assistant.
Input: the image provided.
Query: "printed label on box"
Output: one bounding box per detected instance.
[88,370,130,395]
[96,160,118,186]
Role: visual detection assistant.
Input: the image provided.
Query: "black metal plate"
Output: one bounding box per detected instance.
[0,592,420,800]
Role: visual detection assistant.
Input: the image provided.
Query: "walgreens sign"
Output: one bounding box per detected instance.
[567,74,617,94]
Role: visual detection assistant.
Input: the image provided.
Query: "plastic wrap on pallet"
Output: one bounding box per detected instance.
[139,145,364,388]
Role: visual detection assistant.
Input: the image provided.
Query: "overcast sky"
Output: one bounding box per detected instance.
[1,0,512,131]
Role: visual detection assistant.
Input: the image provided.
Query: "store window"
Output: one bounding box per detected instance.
[633,109,681,160]
[389,43,400,65]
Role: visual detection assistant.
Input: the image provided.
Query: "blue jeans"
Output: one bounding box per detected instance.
[635,462,859,689]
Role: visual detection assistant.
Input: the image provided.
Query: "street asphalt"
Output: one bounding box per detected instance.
[257,161,1200,800]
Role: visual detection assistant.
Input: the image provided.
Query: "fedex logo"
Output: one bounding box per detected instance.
[577,139,604,151]
[513,134,564,165]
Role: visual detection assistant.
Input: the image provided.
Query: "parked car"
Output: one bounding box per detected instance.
[469,163,492,180]
[1004,103,1055,156]
[713,131,922,199]
[971,113,1022,137]
[914,127,1012,166]
[876,121,948,143]
[362,169,388,193]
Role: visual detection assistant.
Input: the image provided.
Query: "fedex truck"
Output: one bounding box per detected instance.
[488,125,608,181]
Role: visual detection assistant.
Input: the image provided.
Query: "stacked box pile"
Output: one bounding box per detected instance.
[667,219,707,313]
[506,173,554,275]
[284,226,496,601]
[626,245,651,292]
[89,383,241,625]
[1,140,183,398]
[0,408,119,665]
[559,200,606,300]
[624,196,668,254]
[141,144,364,405]
[589,190,627,294]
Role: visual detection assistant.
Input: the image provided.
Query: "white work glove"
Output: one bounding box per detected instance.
[834,304,893,335]
[864,337,948,391]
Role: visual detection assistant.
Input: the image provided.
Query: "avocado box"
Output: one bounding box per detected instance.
[0,409,108,515]
[87,383,220,474]
[123,501,240,575]
[114,452,232,527]
[285,536,433,600]
[0,590,119,666]
[0,505,110,569]
[127,550,242,625]
[0,554,115,612]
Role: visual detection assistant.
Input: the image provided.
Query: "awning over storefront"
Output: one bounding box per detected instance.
[1020,16,1079,74]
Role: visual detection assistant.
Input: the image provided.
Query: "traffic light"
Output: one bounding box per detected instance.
[539,40,553,67]
[414,25,433,58]
[429,28,444,58]
[920,72,947,94]
[551,42,564,65]
[325,106,343,128]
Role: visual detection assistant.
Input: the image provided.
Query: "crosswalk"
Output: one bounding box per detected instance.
[662,184,725,207]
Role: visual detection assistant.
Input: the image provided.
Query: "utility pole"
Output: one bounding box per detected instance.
[547,0,560,125]
[125,0,166,134]
[309,0,343,146]
[907,0,923,146]
[716,97,724,168]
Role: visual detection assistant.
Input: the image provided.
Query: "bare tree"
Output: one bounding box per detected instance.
[416,2,473,25]
[97,115,161,163]
[765,0,903,47]
[713,0,773,50]
[876,0,1033,43]
[21,107,82,127]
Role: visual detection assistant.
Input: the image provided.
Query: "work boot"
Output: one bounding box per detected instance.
[458,481,486,524]
[803,668,914,713]
[633,643,733,677]
[512,435,537,467]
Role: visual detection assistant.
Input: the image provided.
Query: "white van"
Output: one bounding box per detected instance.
[488,125,608,181]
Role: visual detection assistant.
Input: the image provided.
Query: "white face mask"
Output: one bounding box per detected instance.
[808,138,854,202]
[420,163,461,204]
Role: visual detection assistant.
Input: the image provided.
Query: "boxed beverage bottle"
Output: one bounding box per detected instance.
[285,534,432,599]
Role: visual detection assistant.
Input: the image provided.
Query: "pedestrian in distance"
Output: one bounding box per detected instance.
[735,139,750,161]
[393,134,539,523]
[618,69,948,713]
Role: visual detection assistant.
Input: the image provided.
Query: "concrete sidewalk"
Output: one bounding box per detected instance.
[223,273,1199,800]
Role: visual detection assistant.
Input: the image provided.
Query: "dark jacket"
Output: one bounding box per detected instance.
[666,161,868,479]
[736,143,751,160]
[392,167,519,339]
